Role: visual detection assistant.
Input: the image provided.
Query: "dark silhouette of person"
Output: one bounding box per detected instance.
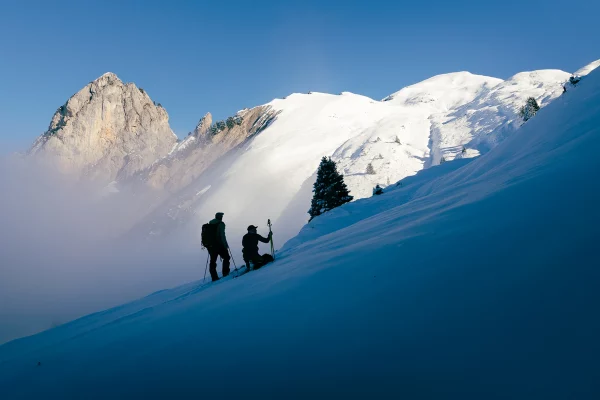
[242,225,273,270]
[207,212,230,281]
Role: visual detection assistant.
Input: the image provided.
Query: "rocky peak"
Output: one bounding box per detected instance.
[193,112,213,138]
[95,72,122,87]
[29,72,177,183]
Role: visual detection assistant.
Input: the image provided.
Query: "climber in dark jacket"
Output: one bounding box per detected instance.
[208,212,230,281]
[242,225,273,270]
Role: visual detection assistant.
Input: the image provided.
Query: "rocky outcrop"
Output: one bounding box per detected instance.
[29,72,177,182]
[139,105,280,191]
[193,112,213,139]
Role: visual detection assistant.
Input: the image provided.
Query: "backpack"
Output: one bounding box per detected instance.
[201,223,219,249]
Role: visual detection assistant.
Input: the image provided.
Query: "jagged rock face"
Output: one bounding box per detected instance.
[140,105,279,191]
[193,112,212,138]
[29,73,177,182]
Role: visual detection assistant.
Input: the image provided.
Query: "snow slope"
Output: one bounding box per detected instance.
[383,71,502,111]
[332,72,501,199]
[1,65,599,399]
[575,59,600,76]
[431,70,570,160]
[177,69,571,250]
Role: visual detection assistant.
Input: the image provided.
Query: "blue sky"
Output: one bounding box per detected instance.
[0,0,598,153]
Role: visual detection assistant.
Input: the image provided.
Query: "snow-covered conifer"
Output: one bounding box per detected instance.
[519,97,540,122]
[308,157,353,221]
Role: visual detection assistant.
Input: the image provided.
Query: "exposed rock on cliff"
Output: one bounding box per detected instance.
[29,72,177,182]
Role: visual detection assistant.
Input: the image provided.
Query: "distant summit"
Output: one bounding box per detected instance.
[28,72,177,182]
[382,71,502,111]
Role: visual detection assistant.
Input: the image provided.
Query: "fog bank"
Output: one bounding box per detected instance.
[0,156,203,344]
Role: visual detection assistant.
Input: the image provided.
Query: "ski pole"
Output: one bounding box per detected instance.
[228,248,239,272]
[268,219,275,260]
[203,252,209,283]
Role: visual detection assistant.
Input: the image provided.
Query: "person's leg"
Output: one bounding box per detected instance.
[220,248,231,277]
[252,255,265,270]
[209,249,219,281]
[253,254,273,270]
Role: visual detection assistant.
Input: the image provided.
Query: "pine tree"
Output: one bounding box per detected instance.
[215,120,226,131]
[308,157,354,221]
[226,116,236,129]
[519,97,540,121]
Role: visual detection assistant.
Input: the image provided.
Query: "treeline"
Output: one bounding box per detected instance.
[209,116,243,135]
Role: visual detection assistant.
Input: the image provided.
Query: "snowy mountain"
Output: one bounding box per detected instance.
[430,70,570,160]
[129,66,585,248]
[383,70,502,109]
[2,60,599,399]
[24,61,599,255]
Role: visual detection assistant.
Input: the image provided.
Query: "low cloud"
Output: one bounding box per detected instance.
[0,156,202,344]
